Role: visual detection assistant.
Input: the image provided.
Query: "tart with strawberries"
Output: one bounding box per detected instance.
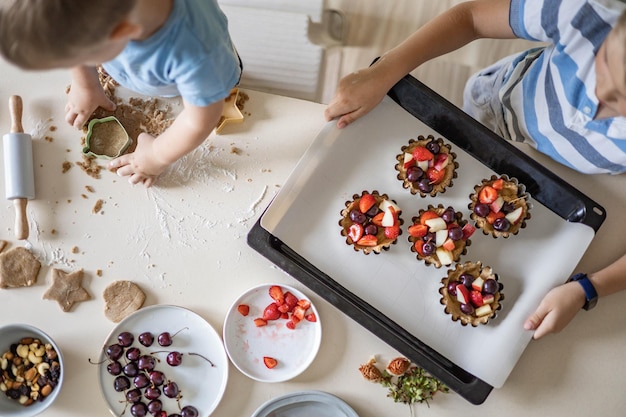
[408,204,474,268]
[439,261,504,326]
[469,174,530,238]
[339,190,403,254]
[395,135,458,197]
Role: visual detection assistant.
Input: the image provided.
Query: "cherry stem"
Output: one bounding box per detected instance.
[171,327,189,338]
[189,352,215,367]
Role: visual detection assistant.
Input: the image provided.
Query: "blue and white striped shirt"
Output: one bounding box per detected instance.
[501,0,626,174]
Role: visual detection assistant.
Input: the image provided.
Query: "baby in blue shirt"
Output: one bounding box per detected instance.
[0,0,241,187]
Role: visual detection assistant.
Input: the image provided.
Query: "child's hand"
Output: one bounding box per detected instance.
[65,79,116,129]
[324,67,389,129]
[108,133,169,188]
[523,281,586,339]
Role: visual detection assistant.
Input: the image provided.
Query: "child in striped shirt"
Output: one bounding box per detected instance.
[325,0,626,339]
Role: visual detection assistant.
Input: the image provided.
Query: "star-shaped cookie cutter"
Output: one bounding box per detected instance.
[215,88,245,134]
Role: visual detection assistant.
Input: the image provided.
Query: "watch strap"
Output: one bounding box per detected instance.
[570,272,598,310]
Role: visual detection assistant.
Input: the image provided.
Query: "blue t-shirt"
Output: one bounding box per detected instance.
[500,0,626,174]
[102,0,241,107]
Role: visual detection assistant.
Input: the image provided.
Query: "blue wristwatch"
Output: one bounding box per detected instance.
[569,273,598,310]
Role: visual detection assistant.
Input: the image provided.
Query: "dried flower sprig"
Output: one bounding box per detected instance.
[359,357,449,409]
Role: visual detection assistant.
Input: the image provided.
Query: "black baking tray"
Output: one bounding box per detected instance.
[248,73,605,404]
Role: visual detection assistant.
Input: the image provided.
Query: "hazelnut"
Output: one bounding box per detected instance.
[359,358,384,383]
[386,357,411,376]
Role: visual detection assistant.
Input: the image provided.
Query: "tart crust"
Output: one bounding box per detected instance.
[439,261,504,326]
[468,174,531,238]
[408,204,470,268]
[339,190,403,255]
[395,135,458,197]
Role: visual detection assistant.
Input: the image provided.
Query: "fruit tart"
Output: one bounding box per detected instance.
[395,135,458,197]
[408,204,474,268]
[469,174,531,238]
[339,190,403,254]
[439,261,504,326]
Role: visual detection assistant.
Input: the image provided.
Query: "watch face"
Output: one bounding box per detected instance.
[584,296,598,310]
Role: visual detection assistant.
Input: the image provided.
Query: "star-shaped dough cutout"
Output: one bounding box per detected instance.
[43,268,91,312]
[215,88,244,134]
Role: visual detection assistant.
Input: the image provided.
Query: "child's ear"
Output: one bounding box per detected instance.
[109,20,142,41]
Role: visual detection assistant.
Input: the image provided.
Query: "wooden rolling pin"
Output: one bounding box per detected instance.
[3,95,35,240]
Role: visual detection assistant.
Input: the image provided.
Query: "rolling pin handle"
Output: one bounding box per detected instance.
[9,95,24,134]
[14,198,29,240]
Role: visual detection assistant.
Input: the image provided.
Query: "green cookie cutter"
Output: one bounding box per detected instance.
[82,116,132,159]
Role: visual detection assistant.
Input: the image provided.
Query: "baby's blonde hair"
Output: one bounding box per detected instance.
[0,0,136,69]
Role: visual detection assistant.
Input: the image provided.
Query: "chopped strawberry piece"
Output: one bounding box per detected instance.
[305,312,317,322]
[277,303,290,313]
[356,235,378,246]
[492,178,504,190]
[292,305,306,321]
[408,224,428,238]
[285,320,297,330]
[237,304,250,316]
[262,302,281,320]
[359,193,376,213]
[478,186,498,204]
[461,223,476,240]
[384,225,400,240]
[283,291,298,312]
[470,290,485,307]
[419,210,440,225]
[348,223,364,242]
[486,210,505,224]
[263,356,278,369]
[280,312,289,319]
[254,318,267,327]
[268,285,285,306]
[412,146,434,161]
[290,315,301,325]
[426,167,445,184]
[297,299,311,309]
[414,239,426,256]
[371,212,385,226]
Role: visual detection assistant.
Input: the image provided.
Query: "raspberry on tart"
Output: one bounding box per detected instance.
[408,204,474,268]
[395,135,458,197]
[439,261,504,326]
[339,190,403,254]
[468,174,531,238]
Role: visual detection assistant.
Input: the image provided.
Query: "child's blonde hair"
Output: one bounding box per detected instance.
[0,0,136,69]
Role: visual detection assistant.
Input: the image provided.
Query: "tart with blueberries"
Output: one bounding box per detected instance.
[469,174,530,238]
[408,204,474,268]
[339,190,403,254]
[395,135,458,197]
[439,261,503,326]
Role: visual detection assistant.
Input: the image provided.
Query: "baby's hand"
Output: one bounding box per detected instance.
[324,67,389,129]
[523,281,586,339]
[65,83,115,129]
[108,133,169,188]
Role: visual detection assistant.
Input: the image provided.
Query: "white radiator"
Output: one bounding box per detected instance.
[218,0,344,103]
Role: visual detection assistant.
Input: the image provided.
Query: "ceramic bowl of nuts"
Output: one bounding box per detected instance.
[0,324,64,417]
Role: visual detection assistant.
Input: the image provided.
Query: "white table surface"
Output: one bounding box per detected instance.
[1,58,625,417]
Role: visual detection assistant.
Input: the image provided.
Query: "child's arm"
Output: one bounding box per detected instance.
[107,99,223,187]
[325,0,517,128]
[65,65,116,128]
[524,254,626,339]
